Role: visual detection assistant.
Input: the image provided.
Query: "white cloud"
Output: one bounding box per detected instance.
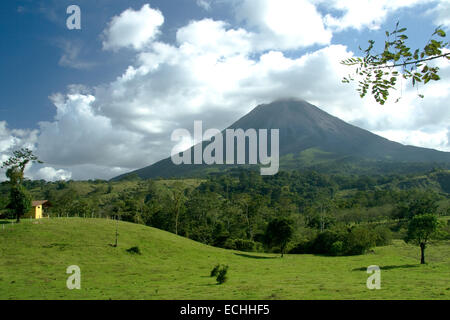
[374,129,450,151]
[0,122,38,160]
[235,0,332,50]
[10,2,448,180]
[34,167,72,181]
[102,4,164,51]
[0,121,39,181]
[57,40,94,70]
[427,0,450,27]
[37,93,157,169]
[320,0,434,31]
[196,0,212,11]
[176,19,254,56]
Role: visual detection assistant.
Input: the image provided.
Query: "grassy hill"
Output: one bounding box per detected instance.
[0,218,449,300]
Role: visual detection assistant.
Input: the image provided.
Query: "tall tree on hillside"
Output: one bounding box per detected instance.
[9,185,32,223]
[169,182,189,235]
[405,214,438,264]
[1,148,43,222]
[264,218,293,258]
[1,148,43,185]
[341,23,449,105]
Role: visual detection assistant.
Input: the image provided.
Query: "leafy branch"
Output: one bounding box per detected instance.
[341,22,449,105]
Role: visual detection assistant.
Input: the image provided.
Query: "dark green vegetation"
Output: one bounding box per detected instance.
[210,264,229,285]
[264,218,293,257]
[0,218,449,299]
[8,185,31,223]
[115,100,450,180]
[1,148,42,222]
[2,168,449,259]
[405,214,439,264]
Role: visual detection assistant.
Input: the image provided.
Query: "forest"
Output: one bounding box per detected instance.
[2,167,449,257]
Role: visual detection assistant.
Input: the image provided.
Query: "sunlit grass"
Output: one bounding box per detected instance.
[0,218,449,300]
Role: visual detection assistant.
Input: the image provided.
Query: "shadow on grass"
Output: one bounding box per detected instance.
[0,221,12,225]
[234,253,278,260]
[200,283,220,287]
[352,264,419,271]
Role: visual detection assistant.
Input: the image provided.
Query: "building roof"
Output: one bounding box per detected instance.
[32,200,50,207]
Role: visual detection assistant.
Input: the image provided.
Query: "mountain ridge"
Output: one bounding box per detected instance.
[113,99,450,180]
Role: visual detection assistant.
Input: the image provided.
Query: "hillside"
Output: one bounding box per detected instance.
[0,218,449,300]
[114,99,450,180]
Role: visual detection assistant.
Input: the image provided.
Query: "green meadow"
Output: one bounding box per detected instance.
[0,218,449,300]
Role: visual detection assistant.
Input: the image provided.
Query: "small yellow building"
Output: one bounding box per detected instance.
[28,200,50,219]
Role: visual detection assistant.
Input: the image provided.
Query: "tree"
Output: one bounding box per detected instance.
[168,182,188,235]
[406,192,439,219]
[264,218,293,257]
[405,214,438,264]
[1,148,43,185]
[342,23,449,105]
[9,185,32,222]
[2,148,42,222]
[393,191,439,220]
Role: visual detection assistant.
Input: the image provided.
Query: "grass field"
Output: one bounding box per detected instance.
[0,218,449,300]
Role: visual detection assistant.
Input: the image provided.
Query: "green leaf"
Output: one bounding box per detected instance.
[435,29,446,37]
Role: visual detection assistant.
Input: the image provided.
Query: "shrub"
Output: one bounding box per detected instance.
[373,226,393,246]
[289,226,379,256]
[233,239,256,252]
[288,240,311,254]
[216,265,229,285]
[344,227,376,255]
[309,228,346,254]
[330,241,344,256]
[223,238,257,252]
[126,246,141,255]
[223,239,235,250]
[210,264,220,277]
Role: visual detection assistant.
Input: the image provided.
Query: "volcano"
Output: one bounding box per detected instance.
[113,99,450,180]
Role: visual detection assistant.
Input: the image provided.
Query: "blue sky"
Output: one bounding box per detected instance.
[0,0,449,180]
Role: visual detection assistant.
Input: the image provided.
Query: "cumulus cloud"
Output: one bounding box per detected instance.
[102,4,164,51]
[34,167,72,181]
[8,1,448,180]
[0,121,41,181]
[37,93,158,169]
[427,0,450,27]
[374,129,450,151]
[235,0,332,50]
[0,121,38,163]
[320,0,434,31]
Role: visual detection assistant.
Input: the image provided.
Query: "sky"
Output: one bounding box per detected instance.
[0,0,449,181]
